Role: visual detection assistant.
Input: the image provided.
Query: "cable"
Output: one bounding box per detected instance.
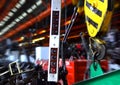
[63,6,78,42]
[64,0,67,32]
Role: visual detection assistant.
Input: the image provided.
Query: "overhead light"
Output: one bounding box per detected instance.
[19,42,28,46]
[38,30,46,34]
[0,33,2,35]
[31,5,37,10]
[11,8,17,12]
[0,21,16,35]
[2,27,10,33]
[18,15,24,20]
[0,32,4,35]
[36,0,42,6]
[19,0,26,5]
[33,33,37,36]
[22,12,27,17]
[8,11,14,17]
[3,16,10,21]
[8,24,13,28]
[39,37,45,40]
[15,18,20,22]
[16,3,21,9]
[0,21,5,26]
[17,36,24,42]
[11,0,25,12]
[0,23,2,26]
[61,34,65,36]
[64,20,71,25]
[21,36,24,40]
[8,25,12,28]
[11,21,16,26]
[32,37,45,43]
[19,43,22,46]
[27,8,33,13]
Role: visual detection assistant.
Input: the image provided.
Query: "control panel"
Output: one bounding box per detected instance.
[48,0,61,82]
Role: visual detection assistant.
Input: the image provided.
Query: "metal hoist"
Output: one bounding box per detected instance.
[48,0,113,83]
[85,0,113,78]
[85,0,113,37]
[72,0,113,78]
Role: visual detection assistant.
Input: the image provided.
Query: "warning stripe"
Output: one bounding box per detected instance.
[100,0,104,2]
[86,1,102,17]
[86,16,98,29]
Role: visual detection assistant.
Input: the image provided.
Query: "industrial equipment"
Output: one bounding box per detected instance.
[72,0,116,85]
[0,0,115,85]
[48,0,61,82]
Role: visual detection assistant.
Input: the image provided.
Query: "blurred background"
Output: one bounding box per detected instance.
[0,0,120,84]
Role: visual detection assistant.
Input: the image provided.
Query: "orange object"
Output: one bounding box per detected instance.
[66,60,108,85]
[35,59,108,85]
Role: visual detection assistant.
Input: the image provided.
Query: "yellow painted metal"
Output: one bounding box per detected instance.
[72,0,84,14]
[72,0,79,5]
[77,7,84,14]
[89,37,106,45]
[100,11,113,36]
[84,0,108,37]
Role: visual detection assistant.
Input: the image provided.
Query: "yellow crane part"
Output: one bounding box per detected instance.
[84,0,108,37]
[72,0,112,37]
[72,0,84,14]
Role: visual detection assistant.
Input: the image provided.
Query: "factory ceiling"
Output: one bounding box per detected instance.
[0,0,120,47]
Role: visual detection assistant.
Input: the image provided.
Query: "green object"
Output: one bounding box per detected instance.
[90,62,103,78]
[73,70,120,85]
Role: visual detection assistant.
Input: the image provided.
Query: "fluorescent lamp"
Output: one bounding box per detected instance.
[38,30,46,34]
[0,23,2,26]
[0,21,5,26]
[3,16,10,21]
[0,21,16,35]
[0,32,3,35]
[19,43,22,46]
[0,33,2,35]
[2,27,10,33]
[0,26,9,35]
[11,8,17,12]
[3,18,7,21]
[11,21,16,26]
[1,22,16,34]
[22,12,27,17]
[19,0,25,5]
[36,0,42,6]
[34,33,37,36]
[31,5,37,10]
[15,18,20,22]
[18,15,24,20]
[32,37,45,43]
[16,3,21,9]
[8,12,14,17]
[8,24,13,28]
[27,8,33,13]
[0,30,3,35]
[61,34,65,36]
